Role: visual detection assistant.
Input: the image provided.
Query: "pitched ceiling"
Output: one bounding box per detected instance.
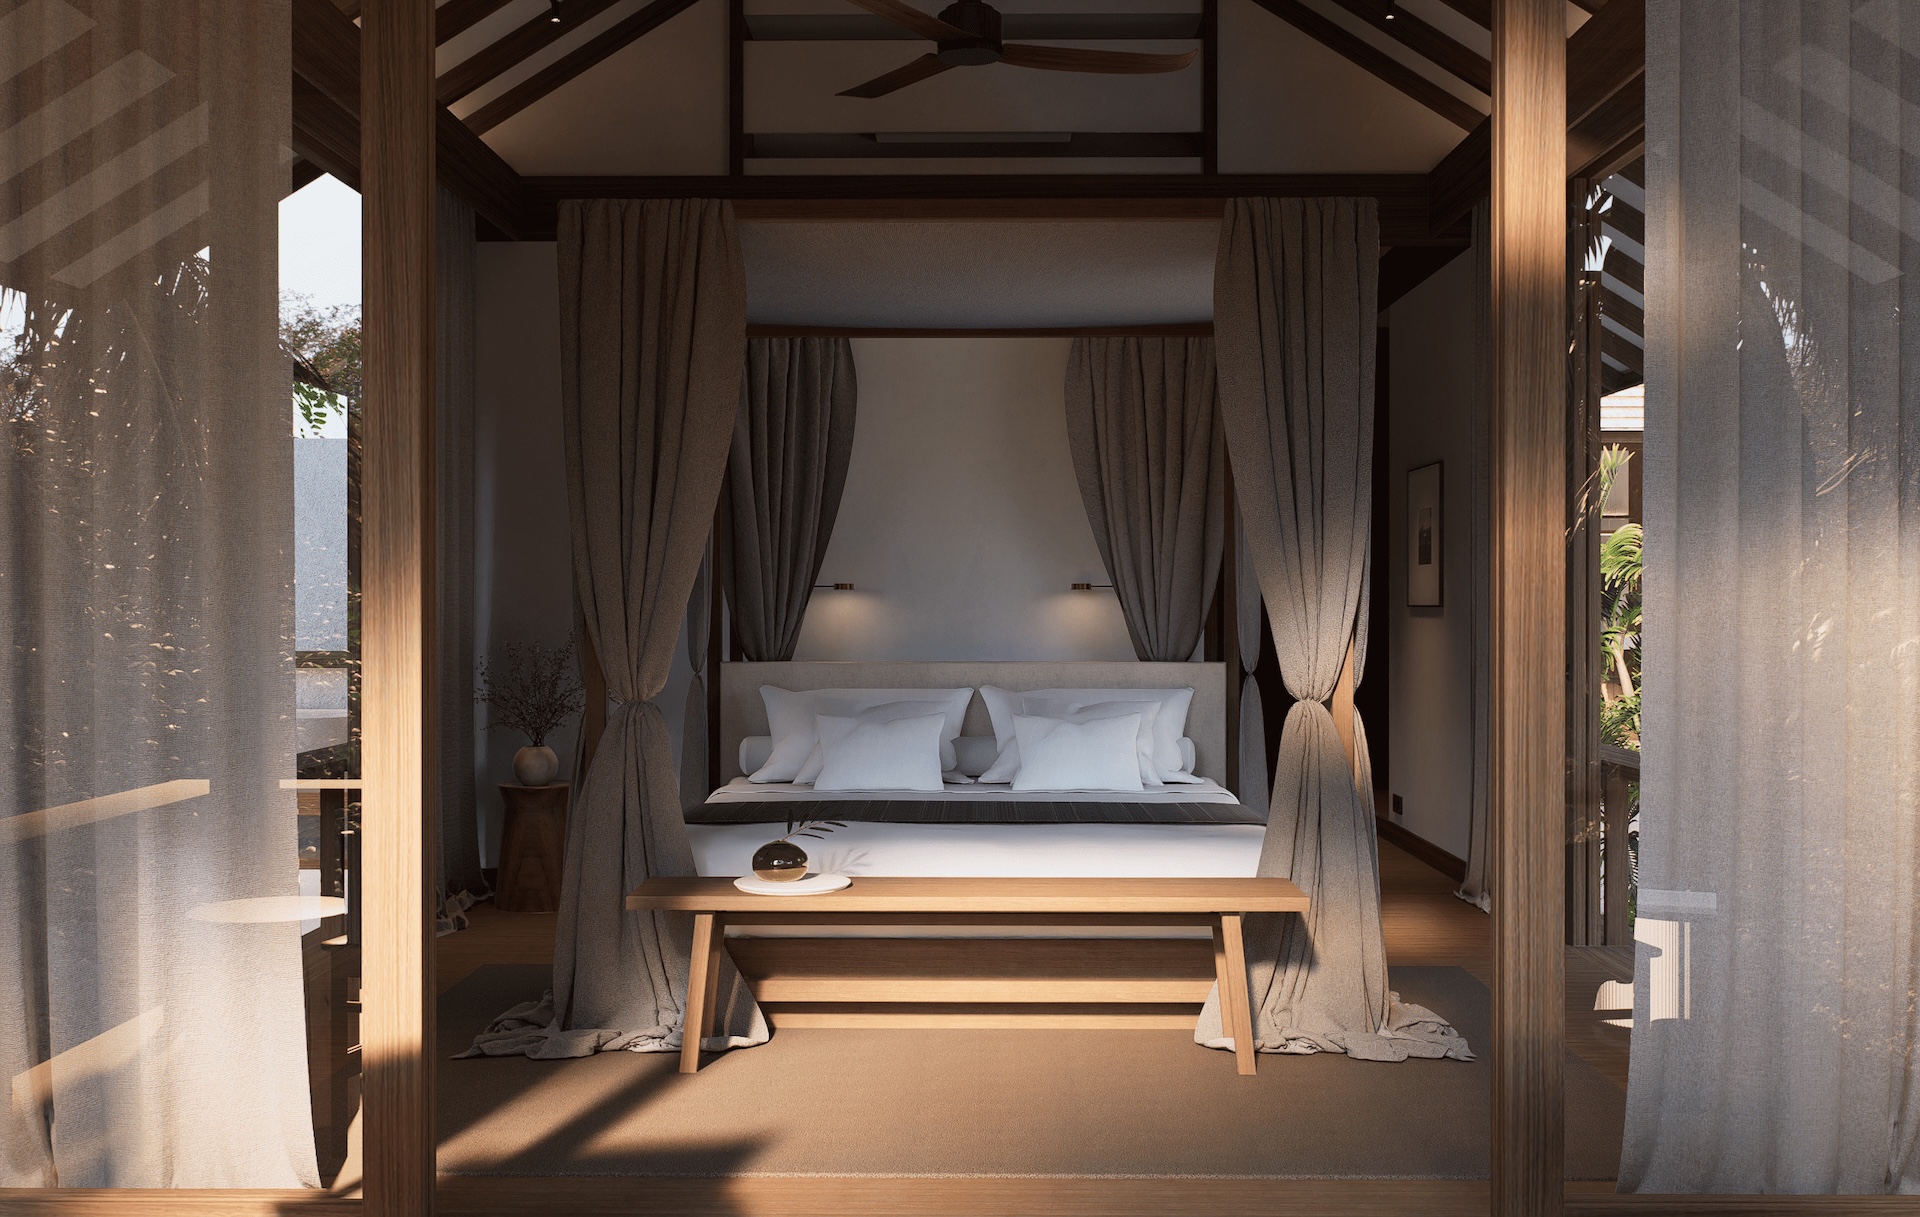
[412,0,1601,177]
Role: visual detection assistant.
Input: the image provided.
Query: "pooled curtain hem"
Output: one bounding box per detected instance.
[456,989,771,1060]
[1195,991,1474,1064]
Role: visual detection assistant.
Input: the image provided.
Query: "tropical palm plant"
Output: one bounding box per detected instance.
[1596,446,1643,750]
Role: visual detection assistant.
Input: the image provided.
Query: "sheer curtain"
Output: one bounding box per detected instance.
[1624,0,1920,1192]
[0,0,317,1186]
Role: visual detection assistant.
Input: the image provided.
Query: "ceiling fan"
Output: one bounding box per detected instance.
[836,0,1198,98]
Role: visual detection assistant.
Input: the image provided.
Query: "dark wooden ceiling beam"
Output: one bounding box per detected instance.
[437,0,520,45]
[1426,0,1643,233]
[1247,0,1484,131]
[465,0,705,134]
[292,0,529,236]
[1323,0,1491,94]
[1379,242,1469,311]
[516,172,1458,242]
[437,0,625,106]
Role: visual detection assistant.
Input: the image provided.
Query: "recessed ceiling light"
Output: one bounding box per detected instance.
[548,0,563,23]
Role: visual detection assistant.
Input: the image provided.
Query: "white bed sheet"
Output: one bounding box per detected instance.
[688,819,1265,939]
[705,776,1239,803]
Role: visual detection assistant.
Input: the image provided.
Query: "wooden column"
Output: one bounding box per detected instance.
[360,0,437,1213]
[1490,0,1566,1213]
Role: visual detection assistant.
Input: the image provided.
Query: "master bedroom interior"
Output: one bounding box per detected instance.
[11,0,1913,1213]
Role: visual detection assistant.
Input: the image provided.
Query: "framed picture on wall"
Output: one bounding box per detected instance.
[1407,462,1443,607]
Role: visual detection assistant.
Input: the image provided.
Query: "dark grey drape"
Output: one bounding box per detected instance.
[436,185,484,911]
[1065,337,1225,662]
[725,337,857,662]
[680,545,712,812]
[464,199,767,1058]
[1200,197,1469,1062]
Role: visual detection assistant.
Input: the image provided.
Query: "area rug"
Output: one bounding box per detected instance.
[437,964,1625,1179]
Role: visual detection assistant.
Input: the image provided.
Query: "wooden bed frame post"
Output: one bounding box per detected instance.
[360,0,438,1212]
[1490,0,1567,1213]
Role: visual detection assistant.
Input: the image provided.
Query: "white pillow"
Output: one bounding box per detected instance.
[812,712,946,792]
[750,686,970,782]
[980,686,1194,779]
[1009,713,1145,793]
[1162,737,1204,784]
[793,700,962,784]
[978,700,1162,784]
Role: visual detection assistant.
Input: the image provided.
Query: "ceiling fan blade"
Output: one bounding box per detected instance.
[999,44,1198,74]
[837,53,958,98]
[840,0,967,42]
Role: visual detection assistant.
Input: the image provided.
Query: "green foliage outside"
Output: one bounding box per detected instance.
[1598,445,1642,751]
[281,294,360,434]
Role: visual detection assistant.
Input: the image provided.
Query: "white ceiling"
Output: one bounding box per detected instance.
[739,220,1218,326]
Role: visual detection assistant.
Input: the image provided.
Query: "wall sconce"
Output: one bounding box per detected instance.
[815,582,856,591]
[1071,582,1114,592]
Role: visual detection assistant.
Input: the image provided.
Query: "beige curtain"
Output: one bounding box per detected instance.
[1624,2,1920,1192]
[1234,510,1269,817]
[726,337,858,661]
[464,199,767,1058]
[1455,202,1493,913]
[1065,337,1225,662]
[1200,197,1469,1062]
[0,0,318,1185]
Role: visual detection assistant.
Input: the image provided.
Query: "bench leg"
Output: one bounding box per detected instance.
[1216,912,1257,1076]
[681,912,720,1074]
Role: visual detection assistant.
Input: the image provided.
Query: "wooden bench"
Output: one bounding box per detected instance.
[625,876,1309,1076]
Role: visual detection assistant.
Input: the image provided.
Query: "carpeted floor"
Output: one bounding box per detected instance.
[438,963,1625,1180]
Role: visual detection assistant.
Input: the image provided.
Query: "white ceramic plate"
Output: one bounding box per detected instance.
[732,873,852,896]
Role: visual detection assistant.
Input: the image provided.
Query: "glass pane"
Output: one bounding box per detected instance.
[1,0,351,1190]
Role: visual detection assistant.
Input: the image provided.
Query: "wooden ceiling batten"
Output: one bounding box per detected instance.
[1322,0,1491,94]
[437,0,521,45]
[463,0,706,134]
[1246,0,1484,131]
[1433,0,1492,29]
[436,0,626,106]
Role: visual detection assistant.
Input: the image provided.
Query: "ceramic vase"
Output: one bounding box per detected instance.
[751,839,809,882]
[513,744,559,787]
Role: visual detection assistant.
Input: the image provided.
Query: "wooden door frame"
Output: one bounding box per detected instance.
[1488,1,1567,1214]
[359,0,438,1213]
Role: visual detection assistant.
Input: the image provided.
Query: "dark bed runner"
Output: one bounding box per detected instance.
[685,799,1265,826]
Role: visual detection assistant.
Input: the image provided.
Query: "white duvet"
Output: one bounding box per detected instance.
[688,780,1266,939]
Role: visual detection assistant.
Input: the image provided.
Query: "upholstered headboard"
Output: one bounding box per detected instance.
[718,661,1227,785]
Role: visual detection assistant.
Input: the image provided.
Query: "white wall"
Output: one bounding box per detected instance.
[793,337,1135,662]
[471,242,695,864]
[1385,246,1477,861]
